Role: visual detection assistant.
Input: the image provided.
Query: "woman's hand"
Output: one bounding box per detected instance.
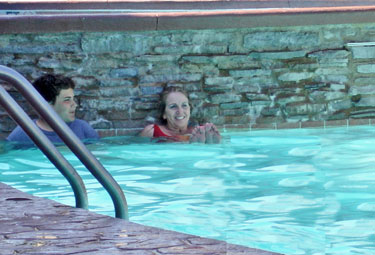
[190,125,206,143]
[190,123,221,144]
[204,123,221,144]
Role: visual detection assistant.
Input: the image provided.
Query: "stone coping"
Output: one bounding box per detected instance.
[1,0,375,10]
[0,182,282,255]
[1,3,375,33]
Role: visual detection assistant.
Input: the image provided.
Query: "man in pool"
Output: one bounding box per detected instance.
[6,74,99,144]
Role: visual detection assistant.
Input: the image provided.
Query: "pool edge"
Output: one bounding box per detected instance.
[0,182,283,255]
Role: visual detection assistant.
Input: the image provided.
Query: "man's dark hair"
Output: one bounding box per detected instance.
[33,74,75,104]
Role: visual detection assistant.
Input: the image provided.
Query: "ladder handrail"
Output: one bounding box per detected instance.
[0,65,128,219]
[0,85,89,209]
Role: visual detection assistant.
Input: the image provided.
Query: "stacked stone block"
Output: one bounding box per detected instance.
[1,23,375,137]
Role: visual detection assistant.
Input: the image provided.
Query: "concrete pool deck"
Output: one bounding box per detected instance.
[0,182,282,255]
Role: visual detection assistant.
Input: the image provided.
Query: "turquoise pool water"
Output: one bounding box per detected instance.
[1,126,374,255]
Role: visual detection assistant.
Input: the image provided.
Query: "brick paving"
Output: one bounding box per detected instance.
[0,182,282,255]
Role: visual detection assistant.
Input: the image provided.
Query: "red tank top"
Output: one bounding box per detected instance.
[153,124,190,142]
[153,124,170,138]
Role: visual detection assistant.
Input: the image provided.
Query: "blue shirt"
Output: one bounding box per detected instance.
[6,119,99,145]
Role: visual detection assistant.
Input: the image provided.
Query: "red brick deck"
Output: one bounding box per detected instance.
[0,182,282,255]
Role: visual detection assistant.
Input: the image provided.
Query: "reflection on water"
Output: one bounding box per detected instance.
[1,126,375,255]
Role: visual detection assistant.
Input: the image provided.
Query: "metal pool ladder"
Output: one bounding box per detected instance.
[0,65,128,219]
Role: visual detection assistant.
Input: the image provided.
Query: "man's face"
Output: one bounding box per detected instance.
[51,88,77,123]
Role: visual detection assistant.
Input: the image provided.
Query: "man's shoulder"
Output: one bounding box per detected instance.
[6,125,32,142]
[70,119,91,127]
[70,119,99,139]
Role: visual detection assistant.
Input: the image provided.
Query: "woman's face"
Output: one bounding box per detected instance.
[163,92,190,131]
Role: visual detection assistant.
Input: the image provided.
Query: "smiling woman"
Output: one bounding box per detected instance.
[139,86,221,143]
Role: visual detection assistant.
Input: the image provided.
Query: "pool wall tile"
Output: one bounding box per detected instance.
[301,121,324,129]
[349,118,373,126]
[325,119,348,127]
[276,122,302,130]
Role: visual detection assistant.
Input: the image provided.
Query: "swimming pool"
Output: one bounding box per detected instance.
[1,126,374,255]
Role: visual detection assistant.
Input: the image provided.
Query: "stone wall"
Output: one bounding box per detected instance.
[1,23,375,137]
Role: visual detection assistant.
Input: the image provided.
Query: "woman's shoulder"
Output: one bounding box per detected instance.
[139,124,156,137]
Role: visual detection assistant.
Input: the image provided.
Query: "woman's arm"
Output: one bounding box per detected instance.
[139,124,154,137]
